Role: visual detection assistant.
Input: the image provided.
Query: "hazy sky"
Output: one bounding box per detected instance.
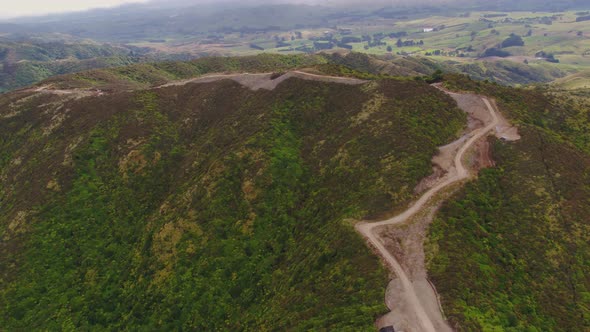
[0,0,461,18]
[1,0,150,18]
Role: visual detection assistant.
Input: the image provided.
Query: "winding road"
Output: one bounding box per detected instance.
[356,94,499,332]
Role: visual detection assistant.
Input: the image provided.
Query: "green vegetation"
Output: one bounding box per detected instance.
[1,5,588,93]
[451,60,567,86]
[500,34,525,48]
[0,63,465,329]
[41,53,327,91]
[0,56,138,93]
[482,48,511,57]
[443,75,590,152]
[552,70,590,89]
[0,40,130,62]
[0,39,146,92]
[427,75,590,331]
[2,6,590,92]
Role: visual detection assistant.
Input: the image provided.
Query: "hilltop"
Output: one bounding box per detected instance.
[1,54,588,331]
[0,55,466,330]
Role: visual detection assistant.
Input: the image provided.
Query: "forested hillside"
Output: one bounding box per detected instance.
[0,56,466,330]
[428,76,590,331]
[1,0,590,328]
[0,40,142,93]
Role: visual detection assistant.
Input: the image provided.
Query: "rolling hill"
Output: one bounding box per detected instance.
[1,53,589,331]
[0,55,466,330]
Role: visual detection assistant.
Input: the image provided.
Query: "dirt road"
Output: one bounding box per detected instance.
[158,70,367,90]
[356,94,500,332]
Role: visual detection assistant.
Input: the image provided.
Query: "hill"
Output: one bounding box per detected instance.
[0,47,456,94]
[0,55,466,330]
[552,70,590,89]
[2,53,589,331]
[0,39,146,93]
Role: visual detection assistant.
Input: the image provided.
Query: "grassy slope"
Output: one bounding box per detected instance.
[552,70,590,89]
[0,66,465,330]
[427,76,590,331]
[450,60,567,86]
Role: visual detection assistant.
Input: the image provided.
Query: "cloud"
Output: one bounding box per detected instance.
[1,0,150,18]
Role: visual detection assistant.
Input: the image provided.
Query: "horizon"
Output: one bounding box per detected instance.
[0,0,150,19]
[0,0,461,20]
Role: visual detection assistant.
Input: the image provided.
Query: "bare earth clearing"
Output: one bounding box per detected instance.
[357,86,519,332]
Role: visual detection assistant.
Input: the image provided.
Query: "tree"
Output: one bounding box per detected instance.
[341,36,361,43]
[396,39,403,48]
[483,48,511,57]
[387,45,393,52]
[426,69,444,83]
[501,34,525,48]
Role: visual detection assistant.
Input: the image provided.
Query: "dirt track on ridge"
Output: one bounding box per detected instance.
[158,70,367,90]
[27,71,367,97]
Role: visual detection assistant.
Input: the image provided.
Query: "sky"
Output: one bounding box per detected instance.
[0,0,461,19]
[0,0,150,18]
